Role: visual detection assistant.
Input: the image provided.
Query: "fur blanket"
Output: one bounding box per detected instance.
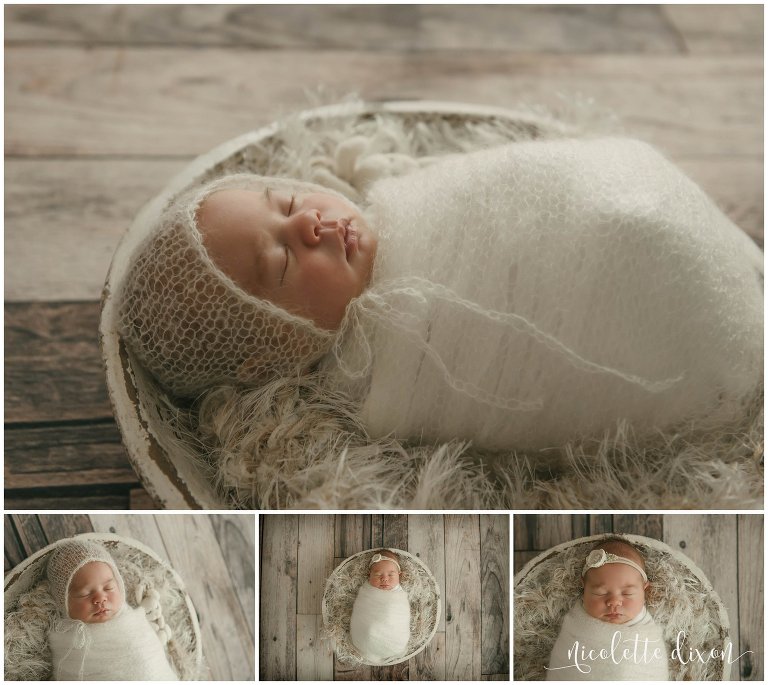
[546,604,668,681]
[349,584,411,665]
[49,605,178,681]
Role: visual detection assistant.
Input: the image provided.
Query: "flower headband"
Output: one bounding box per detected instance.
[582,549,648,582]
[369,553,401,572]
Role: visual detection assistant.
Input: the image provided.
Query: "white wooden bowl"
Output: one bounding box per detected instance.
[321,547,441,666]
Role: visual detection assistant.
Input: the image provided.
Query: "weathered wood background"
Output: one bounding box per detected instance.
[260,513,509,680]
[514,514,763,681]
[4,512,256,680]
[4,5,763,507]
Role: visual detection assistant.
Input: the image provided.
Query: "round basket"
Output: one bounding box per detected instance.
[321,547,441,665]
[99,99,572,509]
[513,533,731,681]
[4,532,204,681]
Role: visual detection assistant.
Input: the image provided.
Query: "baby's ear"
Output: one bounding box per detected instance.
[643,581,650,591]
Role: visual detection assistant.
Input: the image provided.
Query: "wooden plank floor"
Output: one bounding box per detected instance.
[4,5,763,508]
[260,514,509,680]
[513,514,763,681]
[4,513,255,680]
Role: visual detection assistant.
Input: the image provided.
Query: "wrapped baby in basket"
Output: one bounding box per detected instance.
[46,540,177,681]
[349,550,411,664]
[117,136,763,499]
[546,539,668,681]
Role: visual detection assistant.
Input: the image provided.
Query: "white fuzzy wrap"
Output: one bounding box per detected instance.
[49,605,178,681]
[349,584,411,664]
[329,138,763,450]
[546,603,669,681]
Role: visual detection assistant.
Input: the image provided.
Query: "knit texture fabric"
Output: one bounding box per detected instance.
[349,583,410,665]
[326,138,763,450]
[118,173,340,398]
[49,604,178,681]
[46,541,126,620]
[546,603,669,681]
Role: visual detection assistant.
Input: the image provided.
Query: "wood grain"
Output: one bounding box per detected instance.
[411,631,446,681]
[480,515,509,676]
[5,422,135,488]
[736,514,763,681]
[297,515,335,614]
[444,515,481,680]
[662,5,763,54]
[5,158,183,302]
[4,515,29,570]
[335,514,371,557]
[5,48,761,158]
[297,614,333,681]
[408,514,447,632]
[260,515,299,680]
[5,5,693,53]
[209,513,257,636]
[5,491,132,510]
[613,514,663,539]
[5,301,113,421]
[153,515,255,681]
[380,513,408,550]
[89,513,167,561]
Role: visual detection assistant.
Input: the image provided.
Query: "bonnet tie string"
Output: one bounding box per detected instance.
[54,620,91,681]
[334,276,682,411]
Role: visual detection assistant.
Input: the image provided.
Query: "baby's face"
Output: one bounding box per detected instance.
[67,561,123,623]
[197,187,378,331]
[582,562,648,624]
[368,559,400,590]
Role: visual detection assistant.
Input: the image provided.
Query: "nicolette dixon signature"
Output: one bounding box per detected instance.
[545,631,751,674]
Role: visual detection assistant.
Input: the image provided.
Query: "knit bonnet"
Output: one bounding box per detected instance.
[47,539,126,618]
[117,173,348,398]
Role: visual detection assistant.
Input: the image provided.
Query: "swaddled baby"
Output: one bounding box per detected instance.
[46,539,178,681]
[349,551,411,664]
[118,137,762,455]
[546,540,669,681]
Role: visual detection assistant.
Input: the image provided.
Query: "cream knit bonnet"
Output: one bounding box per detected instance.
[47,539,126,618]
[117,173,347,398]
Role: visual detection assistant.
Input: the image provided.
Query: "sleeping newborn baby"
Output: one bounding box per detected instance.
[46,539,178,681]
[546,540,669,681]
[349,550,411,664]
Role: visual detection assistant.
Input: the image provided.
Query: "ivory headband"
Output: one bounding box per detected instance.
[369,553,401,572]
[582,548,648,582]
